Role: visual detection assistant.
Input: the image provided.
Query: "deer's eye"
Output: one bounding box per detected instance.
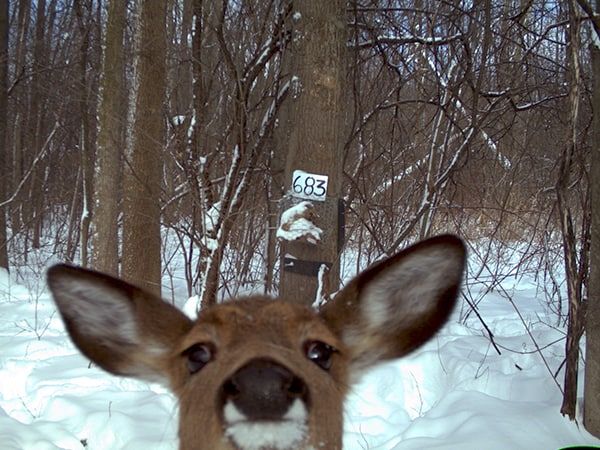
[304,340,335,371]
[184,343,215,374]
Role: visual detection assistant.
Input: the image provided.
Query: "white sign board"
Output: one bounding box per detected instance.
[291,170,328,202]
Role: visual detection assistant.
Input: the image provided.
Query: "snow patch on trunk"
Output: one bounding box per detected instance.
[277,201,322,245]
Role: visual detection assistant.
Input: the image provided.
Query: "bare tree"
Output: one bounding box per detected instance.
[122,0,167,295]
[75,0,95,268]
[584,0,600,438]
[556,0,589,420]
[159,1,291,307]
[25,0,48,251]
[2,2,599,426]
[0,0,8,271]
[92,0,126,276]
[278,0,347,306]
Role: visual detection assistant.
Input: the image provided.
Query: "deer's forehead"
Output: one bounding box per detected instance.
[181,298,337,348]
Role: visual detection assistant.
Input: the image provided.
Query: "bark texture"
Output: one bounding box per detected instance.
[0,0,8,270]
[584,1,600,435]
[279,0,346,305]
[122,0,167,295]
[92,0,126,276]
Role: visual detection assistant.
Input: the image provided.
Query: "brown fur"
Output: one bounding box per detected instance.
[172,299,347,450]
[47,234,466,450]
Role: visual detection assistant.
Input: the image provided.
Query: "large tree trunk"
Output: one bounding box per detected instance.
[0,0,8,271]
[122,0,167,296]
[279,0,346,306]
[92,0,126,276]
[584,0,600,437]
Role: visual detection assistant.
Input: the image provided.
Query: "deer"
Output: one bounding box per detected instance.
[47,234,466,450]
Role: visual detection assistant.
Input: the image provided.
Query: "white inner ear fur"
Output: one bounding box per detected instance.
[53,277,138,345]
[360,245,463,331]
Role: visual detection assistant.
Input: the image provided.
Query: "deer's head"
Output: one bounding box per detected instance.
[47,235,465,450]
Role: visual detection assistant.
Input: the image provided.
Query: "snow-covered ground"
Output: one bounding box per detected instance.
[0,251,599,450]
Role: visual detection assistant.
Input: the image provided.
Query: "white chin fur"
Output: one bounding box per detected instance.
[223,399,308,450]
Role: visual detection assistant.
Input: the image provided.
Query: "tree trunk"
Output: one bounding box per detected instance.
[122,0,167,296]
[65,168,82,263]
[584,0,600,437]
[264,154,284,295]
[10,0,31,236]
[27,0,48,250]
[75,0,94,268]
[92,0,126,276]
[279,0,346,306]
[265,8,291,295]
[0,0,8,271]
[559,0,587,420]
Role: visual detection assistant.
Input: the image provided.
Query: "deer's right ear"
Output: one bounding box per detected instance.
[319,235,466,375]
[47,264,193,384]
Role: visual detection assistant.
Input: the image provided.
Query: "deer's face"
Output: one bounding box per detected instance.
[172,300,348,450]
[47,235,466,450]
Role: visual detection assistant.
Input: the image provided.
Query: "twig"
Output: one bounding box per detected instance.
[0,121,59,208]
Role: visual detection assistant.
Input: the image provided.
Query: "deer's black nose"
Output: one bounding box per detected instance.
[221,358,308,421]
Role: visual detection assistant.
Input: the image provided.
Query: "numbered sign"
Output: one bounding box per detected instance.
[291,170,328,202]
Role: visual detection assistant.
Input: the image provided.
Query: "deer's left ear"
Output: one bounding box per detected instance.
[319,235,466,373]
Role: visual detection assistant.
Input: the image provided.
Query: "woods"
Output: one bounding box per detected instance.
[0,0,599,438]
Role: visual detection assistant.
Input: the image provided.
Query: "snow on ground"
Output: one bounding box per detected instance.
[1,250,599,450]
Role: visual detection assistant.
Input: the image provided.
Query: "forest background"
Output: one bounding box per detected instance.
[1,0,600,437]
